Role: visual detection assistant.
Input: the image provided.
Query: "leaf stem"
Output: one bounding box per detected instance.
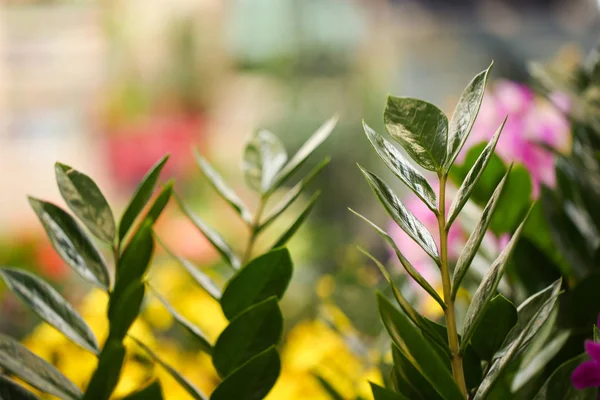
[242,198,267,265]
[437,174,468,397]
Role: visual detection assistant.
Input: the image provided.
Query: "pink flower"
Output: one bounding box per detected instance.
[460,80,571,198]
[572,340,600,395]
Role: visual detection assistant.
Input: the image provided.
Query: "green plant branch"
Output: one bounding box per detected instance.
[437,173,468,397]
[242,197,267,265]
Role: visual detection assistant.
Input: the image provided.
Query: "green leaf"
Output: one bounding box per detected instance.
[489,165,532,234]
[473,287,562,399]
[118,154,169,243]
[384,96,448,171]
[594,325,600,342]
[129,336,208,400]
[0,375,40,400]
[0,267,99,354]
[0,333,82,400]
[155,235,221,300]
[461,207,533,352]
[358,247,449,352]
[55,162,115,243]
[122,380,163,400]
[451,166,511,299]
[195,150,253,224]
[270,191,320,249]
[511,330,570,392]
[269,116,338,193]
[213,297,283,378]
[358,165,439,261]
[258,157,330,232]
[144,181,173,225]
[109,282,145,341]
[149,286,213,355]
[175,194,241,269]
[392,344,444,400]
[28,198,110,291]
[533,353,598,400]
[350,209,445,310]
[210,347,281,400]
[446,118,506,228]
[363,121,437,211]
[243,130,288,193]
[370,382,410,400]
[389,362,422,399]
[445,63,493,171]
[495,279,563,360]
[82,339,125,400]
[313,374,345,400]
[376,293,463,400]
[221,248,292,320]
[110,221,154,317]
[470,294,517,361]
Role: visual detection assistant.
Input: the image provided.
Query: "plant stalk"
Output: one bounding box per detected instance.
[242,198,266,264]
[438,174,468,397]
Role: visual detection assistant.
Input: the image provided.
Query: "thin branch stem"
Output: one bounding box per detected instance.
[242,198,267,265]
[437,174,468,397]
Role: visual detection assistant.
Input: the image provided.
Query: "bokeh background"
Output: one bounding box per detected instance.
[1,0,600,398]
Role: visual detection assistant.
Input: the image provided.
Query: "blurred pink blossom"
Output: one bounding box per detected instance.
[460,80,571,197]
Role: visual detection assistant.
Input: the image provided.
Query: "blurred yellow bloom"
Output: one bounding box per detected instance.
[22,263,379,399]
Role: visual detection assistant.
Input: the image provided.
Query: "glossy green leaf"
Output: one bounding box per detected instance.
[389,362,422,399]
[377,293,463,400]
[270,191,320,249]
[55,162,115,243]
[243,129,288,194]
[511,330,570,392]
[144,181,173,225]
[384,96,448,171]
[363,121,437,211]
[358,165,439,261]
[109,282,145,341]
[495,279,562,359]
[392,344,444,400]
[175,194,241,269]
[122,380,163,400]
[269,116,338,193]
[447,118,506,228]
[118,154,169,243]
[213,297,282,378]
[29,197,110,291]
[195,150,252,224]
[594,325,600,342]
[0,267,99,354]
[130,336,208,400]
[470,294,517,361]
[489,165,533,234]
[210,347,280,400]
[258,157,330,232]
[370,382,410,400]
[0,333,82,400]
[451,166,511,299]
[149,286,213,355]
[0,375,40,400]
[110,221,153,317]
[155,235,221,300]
[358,247,448,352]
[445,63,493,171]
[533,353,598,400]
[313,374,344,400]
[461,207,532,351]
[350,209,444,310]
[82,339,125,400]
[473,291,562,399]
[221,247,292,320]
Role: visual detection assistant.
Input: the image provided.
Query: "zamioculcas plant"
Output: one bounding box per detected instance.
[0,156,173,399]
[353,64,572,399]
[137,117,337,400]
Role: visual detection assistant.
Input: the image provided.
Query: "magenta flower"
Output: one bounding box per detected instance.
[572,340,600,392]
[459,80,571,198]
